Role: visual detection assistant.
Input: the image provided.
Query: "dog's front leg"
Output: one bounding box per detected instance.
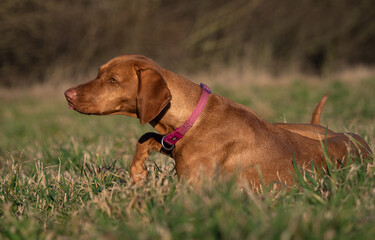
[129,132,172,183]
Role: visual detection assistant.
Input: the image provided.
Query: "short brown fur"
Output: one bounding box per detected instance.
[65,55,372,188]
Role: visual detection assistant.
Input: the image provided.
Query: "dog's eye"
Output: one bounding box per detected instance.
[109,77,117,83]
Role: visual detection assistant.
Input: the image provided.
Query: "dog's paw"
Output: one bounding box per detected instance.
[131,169,148,184]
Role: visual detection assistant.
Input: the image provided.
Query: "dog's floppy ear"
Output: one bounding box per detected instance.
[136,68,172,125]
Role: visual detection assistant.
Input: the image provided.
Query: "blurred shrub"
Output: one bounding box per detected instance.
[1,0,374,86]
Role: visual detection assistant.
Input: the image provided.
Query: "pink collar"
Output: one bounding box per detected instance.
[162,83,211,150]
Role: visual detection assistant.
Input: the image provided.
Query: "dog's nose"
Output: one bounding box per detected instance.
[64,88,77,102]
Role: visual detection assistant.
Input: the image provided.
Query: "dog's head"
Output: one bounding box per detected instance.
[64,55,172,125]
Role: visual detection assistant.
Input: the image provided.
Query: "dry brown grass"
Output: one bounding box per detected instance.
[0,68,374,239]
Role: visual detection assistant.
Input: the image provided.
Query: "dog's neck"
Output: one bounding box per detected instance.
[150,70,205,135]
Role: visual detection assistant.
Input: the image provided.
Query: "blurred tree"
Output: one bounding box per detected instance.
[0,0,374,86]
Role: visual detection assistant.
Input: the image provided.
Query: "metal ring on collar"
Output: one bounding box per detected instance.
[161,135,175,151]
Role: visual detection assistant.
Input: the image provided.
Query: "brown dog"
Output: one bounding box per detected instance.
[64,54,372,188]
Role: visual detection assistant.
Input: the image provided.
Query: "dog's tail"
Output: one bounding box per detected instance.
[311,92,329,125]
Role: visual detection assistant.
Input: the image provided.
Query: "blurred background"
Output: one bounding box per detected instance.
[1,0,375,87]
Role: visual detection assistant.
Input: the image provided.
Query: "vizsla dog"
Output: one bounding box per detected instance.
[64,54,372,188]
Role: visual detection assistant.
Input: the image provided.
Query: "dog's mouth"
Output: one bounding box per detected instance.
[66,100,74,110]
[65,98,86,113]
[67,101,90,114]
[64,89,122,115]
[65,100,112,115]
[65,94,87,112]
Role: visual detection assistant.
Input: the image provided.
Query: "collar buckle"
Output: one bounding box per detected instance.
[161,135,175,151]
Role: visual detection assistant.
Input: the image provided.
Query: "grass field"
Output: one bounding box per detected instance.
[0,74,375,239]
